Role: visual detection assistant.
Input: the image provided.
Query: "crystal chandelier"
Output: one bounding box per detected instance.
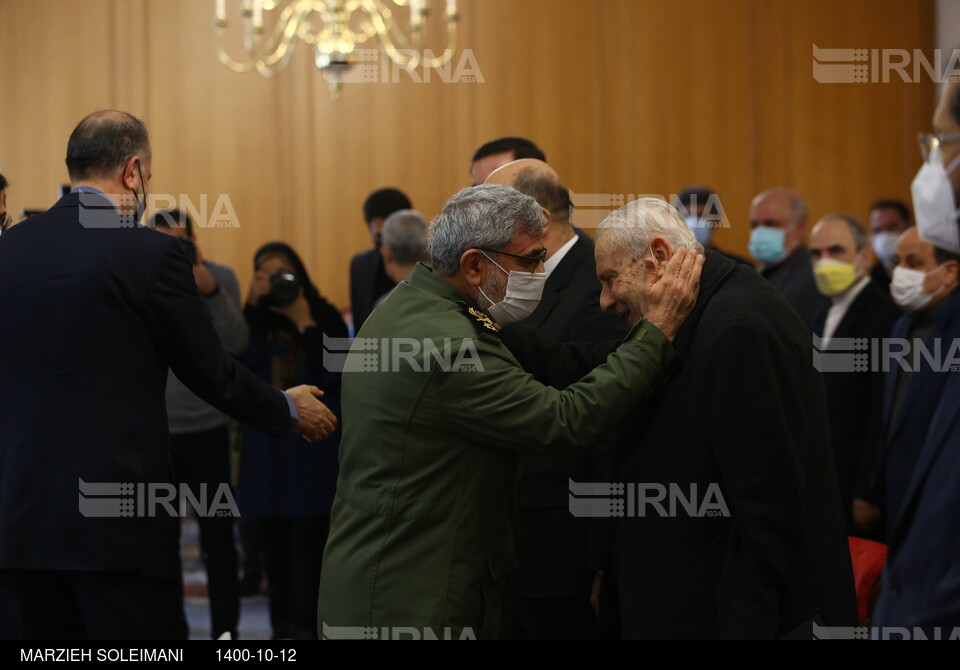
[213,1,459,99]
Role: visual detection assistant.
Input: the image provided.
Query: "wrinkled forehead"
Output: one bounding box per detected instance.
[896,228,935,259]
[503,230,546,255]
[811,219,855,247]
[594,235,634,270]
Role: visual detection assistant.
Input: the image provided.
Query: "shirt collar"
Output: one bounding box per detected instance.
[544,234,579,276]
[831,275,872,309]
[72,186,107,196]
[71,186,119,214]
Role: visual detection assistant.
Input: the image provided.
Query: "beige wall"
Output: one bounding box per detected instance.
[0,0,936,311]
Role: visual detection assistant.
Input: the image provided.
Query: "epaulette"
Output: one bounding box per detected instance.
[455,301,501,337]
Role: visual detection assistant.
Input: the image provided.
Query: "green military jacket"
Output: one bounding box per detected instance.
[318,263,673,640]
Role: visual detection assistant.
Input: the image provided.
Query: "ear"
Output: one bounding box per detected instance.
[540,205,553,228]
[121,156,141,191]
[787,214,807,233]
[460,249,486,287]
[649,237,672,264]
[944,259,960,286]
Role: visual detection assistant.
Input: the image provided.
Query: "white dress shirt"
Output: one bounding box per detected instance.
[821,275,872,345]
[544,234,579,276]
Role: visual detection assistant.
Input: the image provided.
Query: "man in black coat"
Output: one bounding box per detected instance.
[807,214,901,538]
[503,198,857,639]
[0,110,336,640]
[348,188,411,332]
[867,199,913,297]
[749,188,829,330]
[488,159,628,639]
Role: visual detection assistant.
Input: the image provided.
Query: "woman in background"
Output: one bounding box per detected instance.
[240,242,346,640]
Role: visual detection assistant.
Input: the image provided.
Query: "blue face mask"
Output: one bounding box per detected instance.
[749,226,787,265]
[684,214,713,246]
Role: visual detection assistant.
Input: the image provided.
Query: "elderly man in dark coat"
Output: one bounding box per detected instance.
[503,198,858,639]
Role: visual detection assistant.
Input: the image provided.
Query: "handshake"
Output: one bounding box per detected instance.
[286,385,339,442]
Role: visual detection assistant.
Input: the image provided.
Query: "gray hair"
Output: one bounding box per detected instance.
[382,209,429,265]
[596,197,703,258]
[815,213,869,252]
[429,185,547,275]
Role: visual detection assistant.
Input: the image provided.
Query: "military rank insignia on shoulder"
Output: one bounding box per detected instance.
[455,302,500,336]
[468,306,499,333]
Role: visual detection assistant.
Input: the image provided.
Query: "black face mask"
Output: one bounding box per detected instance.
[131,161,146,225]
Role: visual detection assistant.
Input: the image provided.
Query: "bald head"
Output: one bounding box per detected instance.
[750,187,809,257]
[66,110,150,183]
[485,159,570,226]
[485,158,559,186]
[751,188,807,224]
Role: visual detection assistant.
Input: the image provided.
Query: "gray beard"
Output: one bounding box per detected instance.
[479,265,508,311]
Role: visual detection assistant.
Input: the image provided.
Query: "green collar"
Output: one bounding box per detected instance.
[409,262,479,308]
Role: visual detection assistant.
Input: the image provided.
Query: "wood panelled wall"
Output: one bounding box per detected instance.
[0,0,936,311]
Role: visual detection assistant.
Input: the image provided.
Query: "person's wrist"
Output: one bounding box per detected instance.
[641,310,676,341]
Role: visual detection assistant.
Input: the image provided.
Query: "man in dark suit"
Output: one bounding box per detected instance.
[868,199,913,296]
[503,198,857,638]
[487,159,627,639]
[348,188,411,332]
[675,185,753,266]
[749,188,829,329]
[470,137,546,186]
[873,75,960,631]
[863,228,960,541]
[0,110,336,640]
[807,214,901,538]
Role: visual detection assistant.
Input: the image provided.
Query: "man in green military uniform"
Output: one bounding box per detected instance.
[319,185,703,640]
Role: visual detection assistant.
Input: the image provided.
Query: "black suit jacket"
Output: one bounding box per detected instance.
[761,246,829,330]
[511,230,628,600]
[811,281,901,534]
[874,291,960,627]
[0,193,293,580]
[870,292,960,539]
[349,248,395,332]
[870,262,892,296]
[503,252,857,638]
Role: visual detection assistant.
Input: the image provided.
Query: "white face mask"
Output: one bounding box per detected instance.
[478,252,547,326]
[872,232,899,269]
[911,144,960,254]
[890,264,947,313]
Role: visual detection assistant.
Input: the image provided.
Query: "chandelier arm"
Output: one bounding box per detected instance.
[420,16,456,68]
[360,0,421,68]
[241,1,309,69]
[214,0,459,86]
[215,23,259,73]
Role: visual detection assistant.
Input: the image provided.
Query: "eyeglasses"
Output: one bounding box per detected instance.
[917,132,960,161]
[478,247,547,270]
